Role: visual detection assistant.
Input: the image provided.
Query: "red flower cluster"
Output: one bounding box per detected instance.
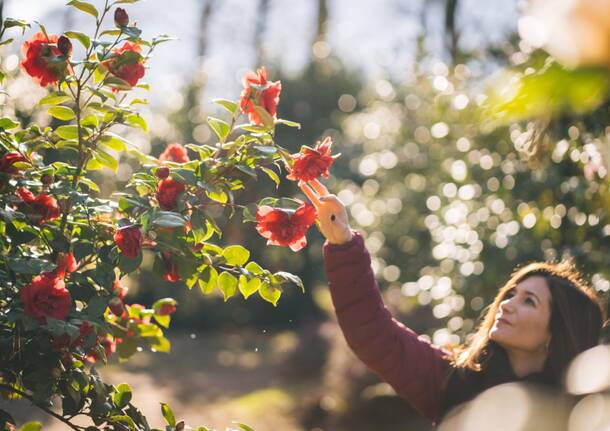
[255,201,317,251]
[114,279,129,300]
[287,136,339,182]
[162,251,180,283]
[84,334,117,364]
[56,252,77,277]
[156,178,185,211]
[114,225,142,259]
[239,67,282,126]
[159,143,189,164]
[21,272,71,323]
[101,41,145,89]
[0,152,28,175]
[17,187,60,225]
[20,32,72,87]
[51,321,94,354]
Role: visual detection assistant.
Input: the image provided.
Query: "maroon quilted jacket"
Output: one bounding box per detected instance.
[323,231,453,425]
[323,231,567,427]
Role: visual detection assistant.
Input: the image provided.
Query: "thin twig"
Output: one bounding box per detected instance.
[0,383,84,431]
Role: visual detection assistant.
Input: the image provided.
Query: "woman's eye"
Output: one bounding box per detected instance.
[526,297,535,306]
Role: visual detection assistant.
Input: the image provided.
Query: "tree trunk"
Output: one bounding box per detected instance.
[444,0,459,64]
[254,0,270,66]
[314,0,328,43]
[197,0,215,60]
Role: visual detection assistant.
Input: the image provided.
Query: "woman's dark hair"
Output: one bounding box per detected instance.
[451,260,607,385]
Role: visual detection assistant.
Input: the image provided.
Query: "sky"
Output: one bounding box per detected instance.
[4,0,518,107]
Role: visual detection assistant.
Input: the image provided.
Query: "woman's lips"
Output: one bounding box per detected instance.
[497,317,512,326]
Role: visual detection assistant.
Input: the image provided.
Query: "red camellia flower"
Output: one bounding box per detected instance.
[21,272,71,323]
[113,279,128,300]
[20,32,72,87]
[85,335,117,364]
[255,201,317,251]
[0,152,28,175]
[156,178,185,211]
[159,143,189,164]
[158,303,176,316]
[113,225,143,259]
[162,252,180,283]
[101,41,145,89]
[17,187,61,225]
[114,7,129,27]
[287,136,340,182]
[56,252,77,277]
[239,66,281,126]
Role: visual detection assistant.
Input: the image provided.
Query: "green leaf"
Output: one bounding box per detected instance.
[64,30,91,49]
[67,1,99,18]
[38,93,72,106]
[212,98,238,115]
[207,116,231,142]
[252,105,275,128]
[218,271,238,301]
[151,335,170,353]
[105,76,132,90]
[48,106,76,121]
[206,189,227,204]
[112,383,132,409]
[233,422,255,431]
[238,275,261,299]
[275,118,301,129]
[93,149,118,172]
[125,114,148,132]
[0,117,19,130]
[4,18,29,31]
[222,245,250,266]
[245,261,263,275]
[56,125,79,139]
[161,403,176,427]
[109,415,136,430]
[79,177,100,193]
[19,422,42,431]
[274,271,304,292]
[484,62,610,125]
[154,314,170,328]
[99,133,128,152]
[259,283,281,306]
[260,166,280,187]
[152,212,187,228]
[8,258,56,275]
[81,114,99,128]
[198,265,218,295]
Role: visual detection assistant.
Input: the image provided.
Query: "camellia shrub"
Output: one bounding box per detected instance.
[0,1,334,430]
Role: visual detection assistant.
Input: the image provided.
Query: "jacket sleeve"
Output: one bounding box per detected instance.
[323,231,450,424]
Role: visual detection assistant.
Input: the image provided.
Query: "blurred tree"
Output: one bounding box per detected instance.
[254,0,269,66]
[444,0,459,64]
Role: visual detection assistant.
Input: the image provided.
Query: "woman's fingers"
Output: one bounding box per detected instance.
[309,179,329,196]
[298,182,321,208]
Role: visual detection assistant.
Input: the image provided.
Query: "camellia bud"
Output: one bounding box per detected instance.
[57,35,72,56]
[109,297,125,316]
[114,8,129,27]
[156,166,170,179]
[41,174,54,185]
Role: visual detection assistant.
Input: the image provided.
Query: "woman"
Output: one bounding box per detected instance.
[299,179,607,427]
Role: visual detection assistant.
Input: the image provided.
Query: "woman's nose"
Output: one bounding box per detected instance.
[500,298,515,313]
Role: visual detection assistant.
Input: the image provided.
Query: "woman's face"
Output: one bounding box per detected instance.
[489,275,552,354]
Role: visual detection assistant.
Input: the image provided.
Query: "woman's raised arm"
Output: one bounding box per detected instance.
[301,180,451,424]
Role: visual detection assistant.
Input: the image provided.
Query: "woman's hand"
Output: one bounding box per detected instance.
[299,179,353,245]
